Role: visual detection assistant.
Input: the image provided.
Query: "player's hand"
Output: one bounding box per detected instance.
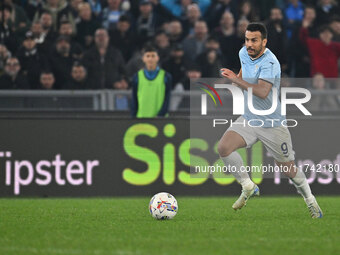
[220,68,237,81]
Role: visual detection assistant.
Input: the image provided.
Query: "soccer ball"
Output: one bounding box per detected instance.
[149,192,178,220]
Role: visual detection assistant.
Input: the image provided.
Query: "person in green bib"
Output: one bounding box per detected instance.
[131,44,172,118]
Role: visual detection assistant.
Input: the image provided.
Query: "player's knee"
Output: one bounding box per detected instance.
[218,141,233,157]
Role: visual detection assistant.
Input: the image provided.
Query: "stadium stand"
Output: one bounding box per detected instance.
[0,0,340,113]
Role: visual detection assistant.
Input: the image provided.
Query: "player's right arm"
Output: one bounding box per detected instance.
[231,68,242,87]
[220,68,273,99]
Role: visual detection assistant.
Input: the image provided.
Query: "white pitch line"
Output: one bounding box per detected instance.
[0,246,141,255]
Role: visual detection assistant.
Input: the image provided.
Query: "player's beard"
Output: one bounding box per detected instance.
[247,45,263,59]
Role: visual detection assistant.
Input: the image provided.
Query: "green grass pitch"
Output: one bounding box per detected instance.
[0,197,339,255]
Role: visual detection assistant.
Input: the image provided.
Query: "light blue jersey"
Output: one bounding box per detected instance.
[239,46,285,128]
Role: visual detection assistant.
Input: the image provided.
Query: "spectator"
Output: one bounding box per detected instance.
[0,57,30,89]
[0,44,12,75]
[76,3,100,49]
[266,7,288,72]
[206,0,237,30]
[254,0,277,21]
[70,0,83,19]
[63,63,89,89]
[235,18,249,50]
[83,28,127,89]
[299,23,340,77]
[110,15,136,62]
[166,20,185,45]
[126,50,144,78]
[233,18,249,70]
[4,0,31,35]
[58,20,83,59]
[25,0,44,21]
[17,31,49,89]
[101,0,125,31]
[160,0,211,19]
[39,71,56,89]
[154,31,171,63]
[302,5,318,37]
[285,0,304,38]
[147,0,174,23]
[181,3,202,37]
[182,20,209,61]
[33,0,76,32]
[37,11,58,54]
[0,0,339,95]
[31,21,44,43]
[136,0,164,48]
[196,36,223,77]
[87,0,102,18]
[0,4,19,54]
[306,73,338,110]
[131,44,172,118]
[59,19,75,37]
[49,35,76,88]
[182,62,202,90]
[213,12,239,71]
[238,0,259,22]
[289,5,317,77]
[330,16,340,42]
[171,62,201,110]
[213,10,234,36]
[316,0,340,26]
[163,44,188,87]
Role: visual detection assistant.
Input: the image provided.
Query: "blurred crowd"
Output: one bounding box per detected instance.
[1,0,340,92]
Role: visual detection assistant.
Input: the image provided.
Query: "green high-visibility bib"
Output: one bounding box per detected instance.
[137,69,166,118]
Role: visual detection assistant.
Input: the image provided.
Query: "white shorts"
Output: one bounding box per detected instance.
[227,116,295,162]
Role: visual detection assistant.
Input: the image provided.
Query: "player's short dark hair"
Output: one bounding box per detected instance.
[142,43,158,54]
[246,22,267,39]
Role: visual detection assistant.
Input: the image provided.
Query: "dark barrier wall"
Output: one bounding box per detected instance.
[0,117,339,197]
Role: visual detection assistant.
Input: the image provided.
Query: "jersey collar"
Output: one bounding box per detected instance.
[250,48,267,61]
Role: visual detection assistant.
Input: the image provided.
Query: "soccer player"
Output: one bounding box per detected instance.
[219,23,323,218]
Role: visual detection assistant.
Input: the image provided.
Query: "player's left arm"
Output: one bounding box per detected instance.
[230,68,242,88]
[220,68,272,99]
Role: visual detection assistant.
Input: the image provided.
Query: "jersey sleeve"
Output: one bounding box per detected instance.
[239,46,247,60]
[258,59,276,86]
